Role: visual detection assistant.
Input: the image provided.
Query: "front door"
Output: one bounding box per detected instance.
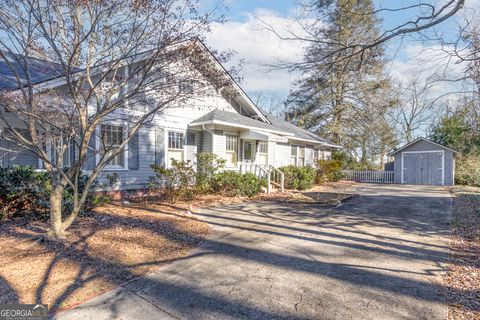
[243,140,255,163]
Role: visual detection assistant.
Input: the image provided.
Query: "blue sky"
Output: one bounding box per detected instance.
[203,0,476,103]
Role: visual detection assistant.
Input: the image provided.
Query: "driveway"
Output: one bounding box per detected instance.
[56,184,452,320]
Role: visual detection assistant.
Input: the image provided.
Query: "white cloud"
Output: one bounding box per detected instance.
[205,8,308,95]
[387,43,472,101]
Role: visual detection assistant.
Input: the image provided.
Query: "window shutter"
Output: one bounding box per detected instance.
[84,135,96,170]
[155,128,165,167]
[128,131,140,170]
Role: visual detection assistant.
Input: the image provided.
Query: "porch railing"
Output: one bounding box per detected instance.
[239,164,284,194]
[342,170,394,184]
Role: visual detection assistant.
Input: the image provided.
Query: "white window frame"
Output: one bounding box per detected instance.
[290,145,298,165]
[166,130,185,168]
[290,145,306,166]
[298,146,305,166]
[401,150,445,185]
[257,141,268,165]
[97,123,129,171]
[243,139,256,163]
[225,135,238,167]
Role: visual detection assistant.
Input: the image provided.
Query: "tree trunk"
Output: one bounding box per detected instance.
[47,185,67,239]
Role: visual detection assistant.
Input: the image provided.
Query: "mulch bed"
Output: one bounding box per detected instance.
[445,186,480,319]
[0,201,211,313]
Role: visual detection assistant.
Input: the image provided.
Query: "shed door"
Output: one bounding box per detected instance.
[403,152,443,185]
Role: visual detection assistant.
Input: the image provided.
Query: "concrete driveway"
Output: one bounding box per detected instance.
[57,184,452,320]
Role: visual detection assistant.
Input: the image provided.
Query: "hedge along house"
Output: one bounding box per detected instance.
[0,40,341,192]
[387,138,460,186]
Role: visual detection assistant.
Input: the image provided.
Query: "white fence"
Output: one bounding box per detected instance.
[342,170,394,184]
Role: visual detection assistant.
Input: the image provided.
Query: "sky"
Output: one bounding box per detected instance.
[202,0,479,107]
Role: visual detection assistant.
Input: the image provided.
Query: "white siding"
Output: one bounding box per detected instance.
[275,142,291,167]
[213,130,225,159]
[268,141,276,166]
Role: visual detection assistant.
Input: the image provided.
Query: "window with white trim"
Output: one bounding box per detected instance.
[179,80,194,94]
[298,146,305,166]
[257,141,268,165]
[225,135,238,167]
[290,145,297,165]
[168,131,184,166]
[100,124,125,167]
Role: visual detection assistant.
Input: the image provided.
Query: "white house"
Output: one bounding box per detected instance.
[0,40,340,191]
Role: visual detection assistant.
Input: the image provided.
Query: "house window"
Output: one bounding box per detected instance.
[298,146,305,166]
[290,145,297,165]
[100,124,125,167]
[257,141,268,165]
[168,131,184,166]
[179,80,194,94]
[313,149,319,163]
[225,135,238,167]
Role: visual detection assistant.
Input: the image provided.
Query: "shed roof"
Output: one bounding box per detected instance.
[387,137,460,156]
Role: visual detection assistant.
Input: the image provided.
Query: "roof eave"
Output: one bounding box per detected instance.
[387,137,461,156]
[189,119,293,136]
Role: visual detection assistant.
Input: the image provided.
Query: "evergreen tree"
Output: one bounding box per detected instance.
[286,0,394,165]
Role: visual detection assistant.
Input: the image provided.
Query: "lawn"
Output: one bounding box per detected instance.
[445,186,480,320]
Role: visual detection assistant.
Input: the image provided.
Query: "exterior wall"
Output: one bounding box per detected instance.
[213,130,226,159]
[392,140,455,186]
[274,142,291,167]
[267,141,276,167]
[201,131,213,153]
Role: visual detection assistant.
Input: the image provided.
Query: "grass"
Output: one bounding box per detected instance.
[445,186,480,320]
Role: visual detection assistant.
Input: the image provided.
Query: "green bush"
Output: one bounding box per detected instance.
[196,152,225,192]
[455,155,480,187]
[150,160,196,202]
[316,160,344,183]
[211,171,261,197]
[0,166,99,220]
[278,165,316,190]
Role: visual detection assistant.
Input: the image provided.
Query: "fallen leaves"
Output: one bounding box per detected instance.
[445,186,480,320]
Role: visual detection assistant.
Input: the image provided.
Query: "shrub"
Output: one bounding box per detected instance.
[196,152,225,192]
[211,171,261,197]
[278,165,316,190]
[0,166,99,220]
[455,154,480,187]
[316,160,344,183]
[150,160,196,202]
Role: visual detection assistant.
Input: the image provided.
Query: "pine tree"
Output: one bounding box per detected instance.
[286,0,394,164]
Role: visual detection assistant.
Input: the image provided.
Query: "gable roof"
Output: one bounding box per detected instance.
[0,39,270,124]
[262,112,340,147]
[190,109,341,147]
[0,53,68,90]
[387,137,460,156]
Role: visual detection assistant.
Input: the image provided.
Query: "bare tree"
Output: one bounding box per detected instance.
[390,78,439,143]
[263,0,465,71]
[0,0,231,239]
[251,91,286,118]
